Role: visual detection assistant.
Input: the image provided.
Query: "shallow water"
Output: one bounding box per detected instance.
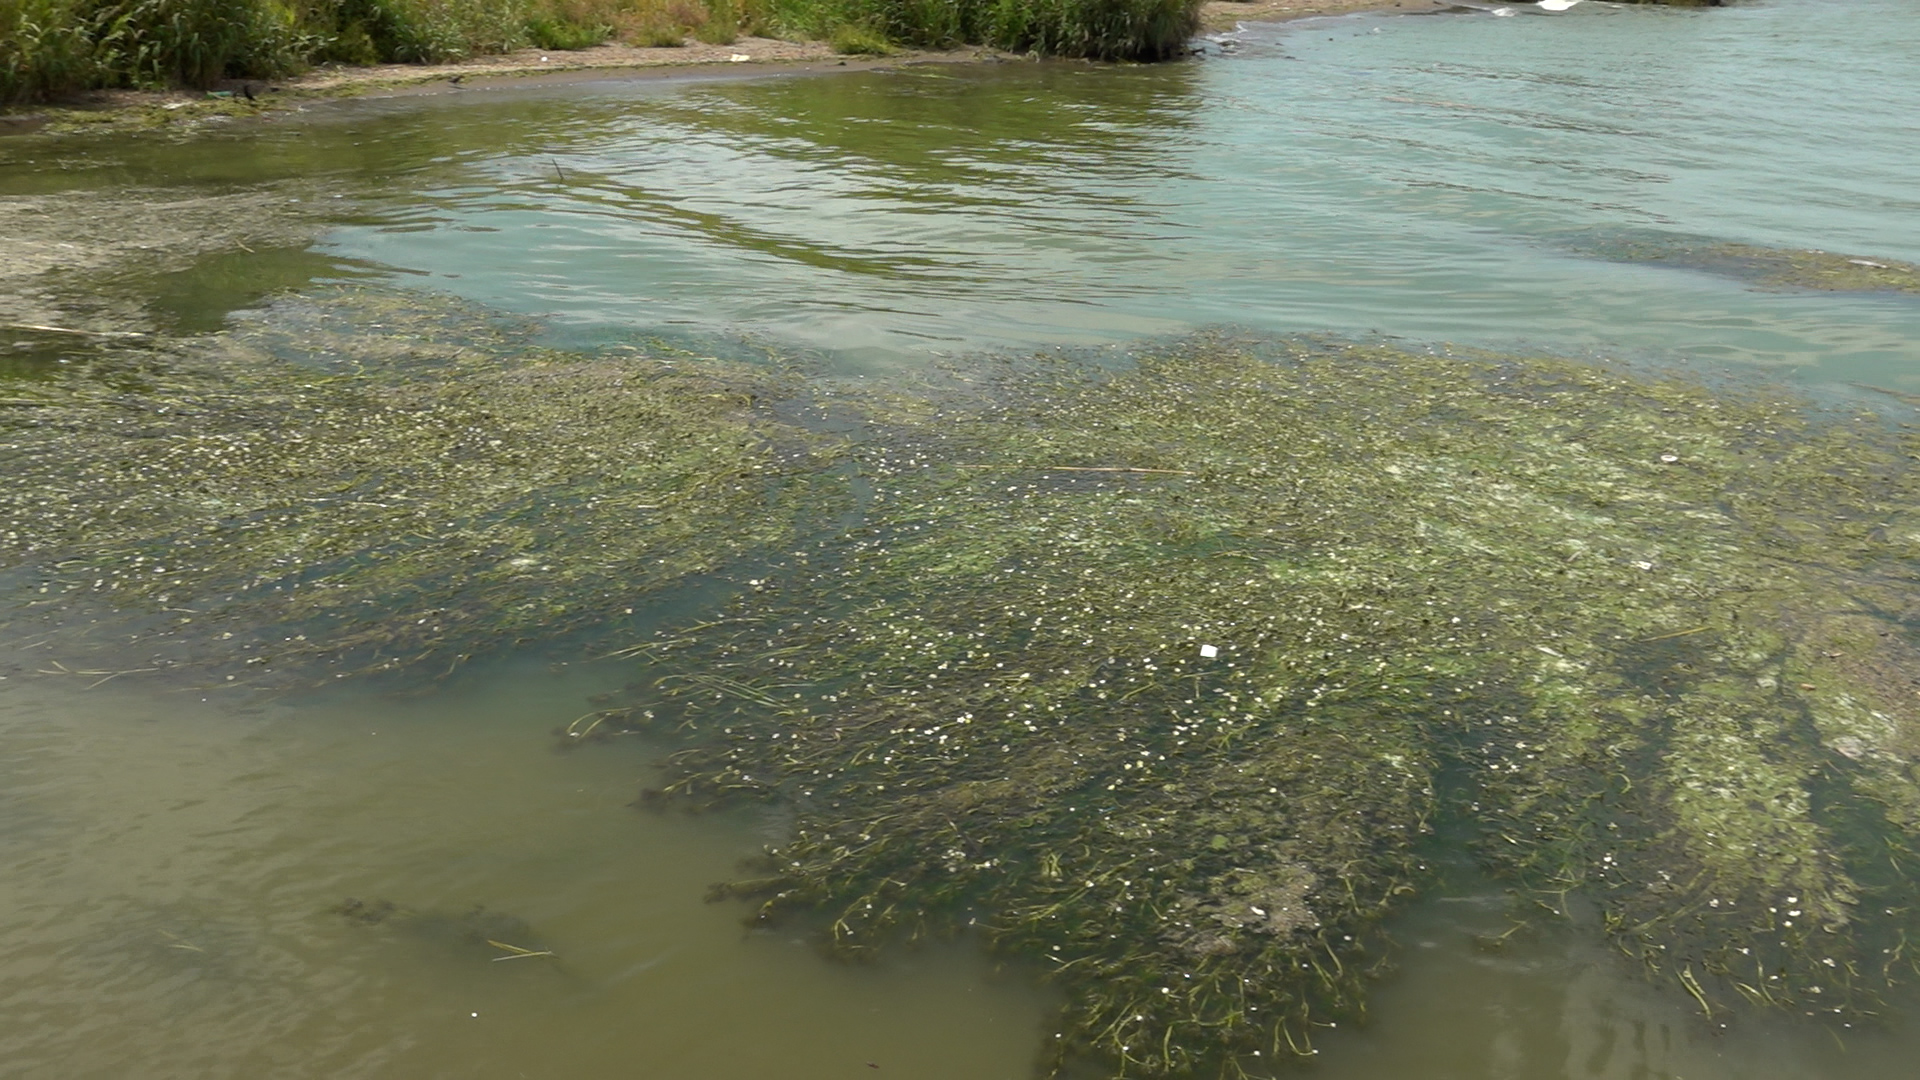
[5,0,1920,1076]
[1307,865,1920,1080]
[0,669,1050,1079]
[110,0,1920,379]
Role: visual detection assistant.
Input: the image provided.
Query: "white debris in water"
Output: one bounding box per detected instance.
[1199,643,1218,658]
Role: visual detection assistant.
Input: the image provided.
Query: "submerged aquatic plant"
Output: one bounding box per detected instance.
[11,303,1919,1071]
[605,335,1920,1075]
[1574,231,1920,295]
[0,288,841,684]
[334,897,552,959]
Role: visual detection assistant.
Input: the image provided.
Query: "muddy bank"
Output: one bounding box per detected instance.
[1201,0,1458,32]
[1,1,1454,135]
[0,42,1002,137]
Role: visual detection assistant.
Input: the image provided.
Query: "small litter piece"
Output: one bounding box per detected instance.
[1199,644,1219,658]
[730,54,751,62]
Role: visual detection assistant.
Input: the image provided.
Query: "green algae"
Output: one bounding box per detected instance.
[599,335,1920,1075]
[0,183,343,337]
[1575,231,1920,295]
[12,303,1920,1070]
[0,288,843,685]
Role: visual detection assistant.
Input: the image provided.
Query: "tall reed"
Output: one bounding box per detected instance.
[2,0,106,101]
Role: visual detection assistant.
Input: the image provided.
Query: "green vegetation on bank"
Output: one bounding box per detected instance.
[0,0,1204,103]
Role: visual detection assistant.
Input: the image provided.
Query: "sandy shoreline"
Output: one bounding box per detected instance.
[1202,0,1456,32]
[0,0,1457,133]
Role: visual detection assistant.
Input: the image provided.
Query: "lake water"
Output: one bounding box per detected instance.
[4,0,1920,1076]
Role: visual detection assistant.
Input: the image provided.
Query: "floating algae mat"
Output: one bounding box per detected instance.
[0,183,352,338]
[0,288,841,685]
[591,336,1920,1076]
[11,306,1920,1074]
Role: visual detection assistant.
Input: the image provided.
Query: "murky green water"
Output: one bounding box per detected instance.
[0,668,1050,1079]
[5,0,1920,1076]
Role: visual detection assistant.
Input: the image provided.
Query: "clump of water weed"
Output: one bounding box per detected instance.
[0,184,339,334]
[1575,230,1920,295]
[334,897,554,960]
[0,287,843,686]
[608,335,1920,1076]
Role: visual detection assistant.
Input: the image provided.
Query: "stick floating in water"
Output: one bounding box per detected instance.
[2,322,146,337]
[487,939,556,961]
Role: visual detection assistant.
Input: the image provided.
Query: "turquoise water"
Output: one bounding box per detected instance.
[306,0,1920,378]
[5,2,1920,1077]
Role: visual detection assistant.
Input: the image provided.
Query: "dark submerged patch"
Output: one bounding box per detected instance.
[1572,230,1920,295]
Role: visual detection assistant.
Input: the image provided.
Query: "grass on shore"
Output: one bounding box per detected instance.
[0,0,1205,103]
